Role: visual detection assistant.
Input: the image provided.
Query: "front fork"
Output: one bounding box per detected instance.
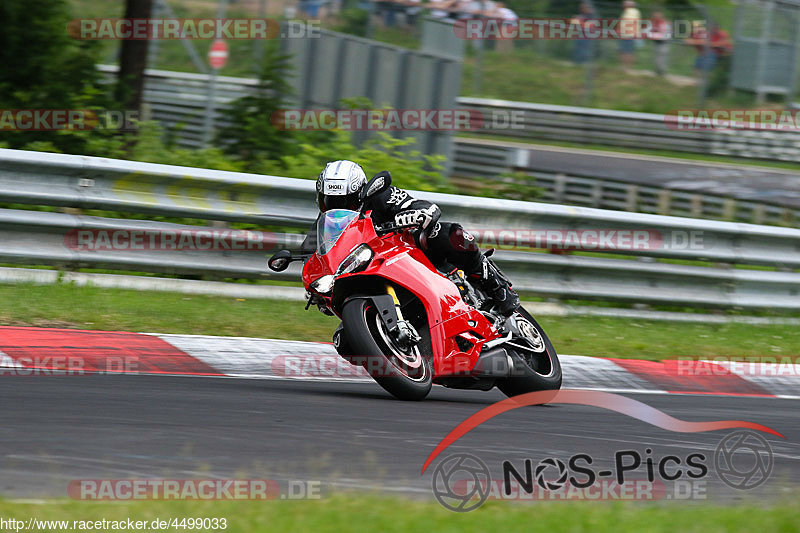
[386,284,421,350]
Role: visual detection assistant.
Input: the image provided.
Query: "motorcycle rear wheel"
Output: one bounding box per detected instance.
[497,312,562,397]
[342,298,432,401]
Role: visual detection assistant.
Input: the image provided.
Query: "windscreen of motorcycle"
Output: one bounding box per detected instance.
[317,209,360,255]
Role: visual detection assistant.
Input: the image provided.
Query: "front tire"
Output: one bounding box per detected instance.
[342,298,432,401]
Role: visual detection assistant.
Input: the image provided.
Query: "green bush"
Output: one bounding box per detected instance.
[259,130,449,192]
[217,42,296,167]
[333,9,371,37]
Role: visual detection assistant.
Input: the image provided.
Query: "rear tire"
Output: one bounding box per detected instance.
[342,298,432,401]
[497,313,562,398]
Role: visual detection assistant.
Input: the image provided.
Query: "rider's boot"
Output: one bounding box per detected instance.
[468,255,520,317]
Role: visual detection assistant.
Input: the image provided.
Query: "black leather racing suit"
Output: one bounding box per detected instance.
[300,184,483,276]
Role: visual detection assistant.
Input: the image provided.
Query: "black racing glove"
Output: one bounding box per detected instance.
[393,205,440,231]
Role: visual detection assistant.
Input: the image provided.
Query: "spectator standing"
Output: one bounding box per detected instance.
[429,0,457,19]
[570,2,598,65]
[619,0,641,70]
[494,2,517,22]
[686,21,732,79]
[405,0,423,26]
[298,0,323,18]
[492,2,518,52]
[648,10,671,75]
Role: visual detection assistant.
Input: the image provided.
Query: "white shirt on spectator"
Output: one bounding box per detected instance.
[620,7,641,39]
[496,7,518,21]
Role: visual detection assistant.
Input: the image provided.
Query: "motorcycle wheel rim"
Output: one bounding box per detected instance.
[367,307,429,383]
[514,316,555,377]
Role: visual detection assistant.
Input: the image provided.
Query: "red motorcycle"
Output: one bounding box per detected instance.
[268,173,561,401]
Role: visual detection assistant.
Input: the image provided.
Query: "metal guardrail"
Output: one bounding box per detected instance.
[457,97,800,162]
[1,148,799,308]
[97,64,254,149]
[0,207,798,309]
[450,138,800,228]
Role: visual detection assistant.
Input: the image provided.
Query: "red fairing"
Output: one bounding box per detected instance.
[301,213,500,378]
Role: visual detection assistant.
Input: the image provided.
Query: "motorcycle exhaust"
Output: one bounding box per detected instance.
[471,346,514,379]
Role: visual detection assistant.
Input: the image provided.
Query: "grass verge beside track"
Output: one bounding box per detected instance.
[1,496,799,533]
[1,284,797,360]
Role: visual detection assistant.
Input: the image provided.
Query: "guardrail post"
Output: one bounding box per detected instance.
[553,174,567,204]
[781,208,794,226]
[752,205,766,224]
[657,189,672,215]
[722,198,737,221]
[625,185,639,212]
[690,195,703,218]
[590,181,603,208]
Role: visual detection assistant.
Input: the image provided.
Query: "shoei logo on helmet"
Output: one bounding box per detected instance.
[324,181,345,194]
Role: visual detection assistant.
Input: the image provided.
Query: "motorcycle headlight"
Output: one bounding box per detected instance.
[311,275,335,295]
[336,244,373,275]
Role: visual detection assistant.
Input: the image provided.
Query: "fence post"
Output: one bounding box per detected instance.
[202,0,229,147]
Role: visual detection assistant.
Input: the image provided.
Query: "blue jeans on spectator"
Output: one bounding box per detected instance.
[619,39,635,54]
[695,52,717,72]
[574,39,590,64]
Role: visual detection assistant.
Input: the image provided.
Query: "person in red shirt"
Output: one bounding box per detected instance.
[686,21,732,77]
[648,10,671,76]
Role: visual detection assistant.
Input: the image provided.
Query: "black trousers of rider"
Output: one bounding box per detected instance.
[418,222,483,276]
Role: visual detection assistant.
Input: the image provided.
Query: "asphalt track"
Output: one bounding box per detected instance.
[1,375,798,502]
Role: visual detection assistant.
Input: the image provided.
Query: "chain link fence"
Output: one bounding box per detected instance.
[326,0,800,111]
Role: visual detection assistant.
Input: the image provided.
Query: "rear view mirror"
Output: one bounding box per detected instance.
[268,250,292,272]
[361,171,392,203]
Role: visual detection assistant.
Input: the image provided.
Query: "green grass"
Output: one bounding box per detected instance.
[1,495,799,533]
[461,49,753,114]
[2,283,798,360]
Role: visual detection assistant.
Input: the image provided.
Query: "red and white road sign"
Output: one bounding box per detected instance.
[208,39,228,70]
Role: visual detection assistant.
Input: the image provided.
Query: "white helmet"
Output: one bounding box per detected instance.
[315,160,367,211]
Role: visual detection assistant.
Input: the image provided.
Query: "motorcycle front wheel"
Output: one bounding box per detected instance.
[342,298,432,401]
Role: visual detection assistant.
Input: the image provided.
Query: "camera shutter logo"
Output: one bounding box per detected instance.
[535,457,569,490]
[715,430,774,490]
[431,453,491,512]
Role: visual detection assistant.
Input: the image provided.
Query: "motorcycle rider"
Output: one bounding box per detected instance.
[301,160,520,316]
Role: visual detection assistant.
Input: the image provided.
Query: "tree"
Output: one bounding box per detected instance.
[116,0,153,114]
[0,0,103,151]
